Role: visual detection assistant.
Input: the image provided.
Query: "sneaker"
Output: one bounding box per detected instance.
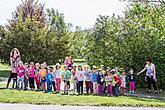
[154,91,157,94]
[132,91,135,94]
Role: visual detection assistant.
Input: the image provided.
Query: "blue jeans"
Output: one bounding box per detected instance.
[47,82,52,92]
[52,81,56,92]
[113,84,119,96]
[17,76,24,90]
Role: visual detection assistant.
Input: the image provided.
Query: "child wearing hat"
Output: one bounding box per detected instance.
[62,65,71,95]
[76,64,84,95]
[54,63,61,93]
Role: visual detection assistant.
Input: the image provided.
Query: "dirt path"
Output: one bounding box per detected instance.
[0,103,164,110]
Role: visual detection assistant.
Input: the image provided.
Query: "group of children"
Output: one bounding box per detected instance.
[7,60,136,97]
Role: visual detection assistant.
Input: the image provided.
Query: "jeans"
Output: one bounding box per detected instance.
[41,78,46,91]
[98,84,103,94]
[29,77,35,89]
[56,78,61,92]
[6,72,17,89]
[24,78,28,90]
[73,80,77,94]
[147,76,157,91]
[129,82,135,91]
[77,81,83,94]
[113,84,119,96]
[85,81,93,94]
[12,79,17,89]
[106,84,112,95]
[17,76,24,90]
[93,82,98,94]
[47,82,52,92]
[52,81,56,92]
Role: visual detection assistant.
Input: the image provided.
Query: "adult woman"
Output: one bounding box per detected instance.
[6,48,21,89]
[137,58,157,93]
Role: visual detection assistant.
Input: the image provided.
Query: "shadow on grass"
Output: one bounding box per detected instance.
[127,95,165,103]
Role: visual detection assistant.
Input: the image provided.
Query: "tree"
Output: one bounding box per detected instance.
[0,0,70,64]
[46,8,71,63]
[85,3,165,89]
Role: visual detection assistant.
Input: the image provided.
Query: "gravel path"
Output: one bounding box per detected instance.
[0,103,164,110]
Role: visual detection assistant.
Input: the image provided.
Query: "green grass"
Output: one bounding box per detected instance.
[0,63,10,70]
[0,88,165,107]
[0,70,10,78]
[0,63,10,78]
[0,63,165,107]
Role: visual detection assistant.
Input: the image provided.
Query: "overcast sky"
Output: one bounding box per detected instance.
[0,0,127,29]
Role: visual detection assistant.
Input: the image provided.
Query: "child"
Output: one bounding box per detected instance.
[112,70,121,97]
[120,71,126,95]
[128,69,135,94]
[24,63,29,90]
[91,66,98,95]
[39,64,47,91]
[84,65,93,94]
[100,65,106,94]
[71,64,77,95]
[28,62,35,90]
[76,64,84,95]
[35,63,40,90]
[16,61,25,90]
[55,63,61,93]
[50,66,56,92]
[105,70,113,96]
[97,68,104,95]
[62,65,71,95]
[46,67,53,92]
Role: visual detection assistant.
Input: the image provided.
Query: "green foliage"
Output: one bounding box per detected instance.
[0,0,70,65]
[85,3,165,89]
[68,26,88,58]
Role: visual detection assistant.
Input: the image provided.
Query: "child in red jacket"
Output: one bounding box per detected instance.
[112,70,121,97]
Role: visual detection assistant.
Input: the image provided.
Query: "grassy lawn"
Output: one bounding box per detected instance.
[0,63,165,107]
[0,70,10,78]
[0,87,165,107]
[0,63,10,78]
[0,63,10,70]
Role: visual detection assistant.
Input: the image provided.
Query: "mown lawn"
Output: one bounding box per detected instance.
[0,63,165,107]
[0,87,165,107]
[0,63,10,78]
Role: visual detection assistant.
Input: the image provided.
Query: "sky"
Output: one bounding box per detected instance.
[0,0,127,29]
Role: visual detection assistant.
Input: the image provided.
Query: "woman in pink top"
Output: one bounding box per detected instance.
[28,62,35,90]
